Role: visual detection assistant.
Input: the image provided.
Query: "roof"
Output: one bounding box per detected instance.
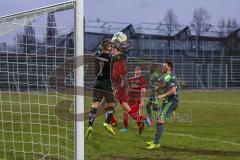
[85,20,131,34]
[190,25,220,37]
[85,20,238,39]
[227,27,240,38]
[135,23,185,36]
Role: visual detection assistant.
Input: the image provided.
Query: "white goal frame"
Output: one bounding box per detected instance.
[75,0,84,160]
[0,0,84,159]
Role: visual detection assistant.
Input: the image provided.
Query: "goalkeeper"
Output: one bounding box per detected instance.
[85,39,116,139]
[146,61,179,149]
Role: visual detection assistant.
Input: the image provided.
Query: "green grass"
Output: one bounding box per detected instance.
[85,90,240,160]
[0,92,75,160]
[0,90,240,159]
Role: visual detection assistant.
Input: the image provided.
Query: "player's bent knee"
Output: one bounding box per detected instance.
[105,109,114,118]
[104,103,115,110]
[121,102,130,111]
[92,101,101,108]
[109,102,115,107]
[105,109,114,114]
[104,105,114,111]
[157,117,164,124]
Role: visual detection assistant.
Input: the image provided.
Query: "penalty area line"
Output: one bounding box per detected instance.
[87,121,240,147]
[165,131,240,147]
[181,100,240,106]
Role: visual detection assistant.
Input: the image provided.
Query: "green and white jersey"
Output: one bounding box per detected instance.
[150,70,161,87]
[162,73,179,101]
[149,69,162,96]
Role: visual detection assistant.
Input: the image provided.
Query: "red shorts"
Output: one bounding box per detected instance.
[113,87,128,104]
[128,97,141,108]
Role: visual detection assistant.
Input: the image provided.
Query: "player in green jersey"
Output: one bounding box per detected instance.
[146,61,179,149]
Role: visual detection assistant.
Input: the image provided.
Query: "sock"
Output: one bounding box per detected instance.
[111,115,117,126]
[128,106,145,123]
[105,110,113,124]
[146,101,153,122]
[154,122,164,144]
[88,108,97,127]
[123,111,129,128]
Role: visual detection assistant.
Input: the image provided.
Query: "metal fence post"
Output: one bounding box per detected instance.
[181,56,183,80]
[207,64,209,88]
[225,64,228,88]
[230,56,233,81]
[196,64,198,88]
[192,62,194,88]
[219,64,222,88]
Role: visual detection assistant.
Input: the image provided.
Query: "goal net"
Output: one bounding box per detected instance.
[0,1,79,159]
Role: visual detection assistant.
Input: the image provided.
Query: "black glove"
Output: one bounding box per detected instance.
[95,50,102,57]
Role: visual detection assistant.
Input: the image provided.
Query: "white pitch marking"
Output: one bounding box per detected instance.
[87,121,240,147]
[181,100,240,106]
[165,131,240,147]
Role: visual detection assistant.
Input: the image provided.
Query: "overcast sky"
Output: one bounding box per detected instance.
[85,0,240,26]
[0,0,240,26]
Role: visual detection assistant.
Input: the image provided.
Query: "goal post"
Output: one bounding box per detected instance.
[75,0,84,160]
[0,1,84,159]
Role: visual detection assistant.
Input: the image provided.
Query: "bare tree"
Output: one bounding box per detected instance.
[163,8,179,54]
[218,19,226,38]
[46,12,57,44]
[46,12,57,54]
[190,7,211,56]
[218,19,227,56]
[17,23,36,54]
[218,18,239,56]
[218,18,238,36]
[218,18,239,55]
[226,18,238,33]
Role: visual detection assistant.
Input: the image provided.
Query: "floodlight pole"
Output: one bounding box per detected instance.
[75,0,84,160]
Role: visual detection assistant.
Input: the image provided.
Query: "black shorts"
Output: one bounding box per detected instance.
[92,80,114,103]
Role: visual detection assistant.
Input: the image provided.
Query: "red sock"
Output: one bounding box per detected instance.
[111,115,117,127]
[128,105,142,122]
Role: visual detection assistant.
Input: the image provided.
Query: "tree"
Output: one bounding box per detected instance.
[17,23,36,54]
[46,12,57,44]
[163,8,179,54]
[218,19,226,38]
[226,18,238,34]
[46,12,57,54]
[219,18,238,36]
[190,7,211,56]
[218,18,239,56]
[218,19,227,56]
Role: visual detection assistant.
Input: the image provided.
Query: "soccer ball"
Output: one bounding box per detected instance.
[111,32,127,44]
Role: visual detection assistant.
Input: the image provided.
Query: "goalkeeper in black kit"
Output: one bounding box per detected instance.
[85,39,117,139]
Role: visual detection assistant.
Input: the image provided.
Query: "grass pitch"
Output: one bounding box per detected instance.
[0,92,75,160]
[85,90,240,160]
[0,90,240,159]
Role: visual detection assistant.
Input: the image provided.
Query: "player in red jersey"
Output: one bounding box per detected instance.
[110,32,146,134]
[120,66,147,132]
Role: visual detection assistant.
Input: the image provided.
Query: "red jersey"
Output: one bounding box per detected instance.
[128,76,147,98]
[110,58,128,104]
[111,60,127,88]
